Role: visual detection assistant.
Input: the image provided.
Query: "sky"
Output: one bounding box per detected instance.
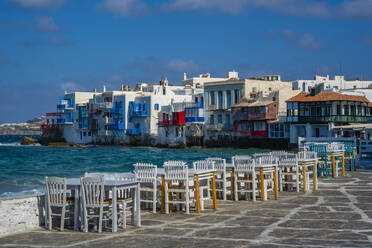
[0,0,372,123]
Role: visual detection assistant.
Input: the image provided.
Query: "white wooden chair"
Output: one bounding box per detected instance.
[298,151,318,191]
[278,154,300,192]
[45,177,74,231]
[207,157,228,200]
[114,173,136,229]
[193,160,214,210]
[232,156,257,201]
[133,163,158,213]
[255,156,277,200]
[164,161,194,214]
[80,177,109,232]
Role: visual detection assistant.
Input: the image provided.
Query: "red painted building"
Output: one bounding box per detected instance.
[231,95,278,137]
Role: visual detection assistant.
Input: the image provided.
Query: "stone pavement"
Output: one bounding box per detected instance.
[1,171,372,248]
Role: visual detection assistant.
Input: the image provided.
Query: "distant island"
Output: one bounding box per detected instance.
[0,117,43,135]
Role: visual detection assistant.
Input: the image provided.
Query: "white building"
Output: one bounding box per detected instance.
[293,75,372,93]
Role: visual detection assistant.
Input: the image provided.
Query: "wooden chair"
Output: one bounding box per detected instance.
[164,161,194,214]
[278,154,300,192]
[133,163,158,213]
[193,160,214,210]
[45,176,74,231]
[207,157,229,200]
[232,156,257,201]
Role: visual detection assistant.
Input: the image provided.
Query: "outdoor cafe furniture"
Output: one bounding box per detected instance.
[206,157,229,201]
[343,142,357,171]
[159,160,217,214]
[193,160,215,210]
[45,177,75,231]
[328,142,345,177]
[64,174,140,233]
[277,153,300,192]
[298,151,318,192]
[232,156,257,201]
[133,163,159,213]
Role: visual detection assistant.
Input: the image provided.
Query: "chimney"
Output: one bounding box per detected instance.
[103,85,106,92]
[121,84,125,91]
[93,88,96,93]
[184,73,187,80]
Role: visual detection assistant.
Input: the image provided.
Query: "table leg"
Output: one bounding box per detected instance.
[136,184,141,227]
[353,149,356,171]
[312,162,317,191]
[212,172,217,210]
[161,175,165,213]
[332,155,336,178]
[273,167,278,200]
[303,162,307,193]
[168,182,173,213]
[230,168,235,201]
[342,153,345,176]
[195,175,201,213]
[260,168,265,201]
[74,185,79,231]
[44,192,48,229]
[112,186,117,232]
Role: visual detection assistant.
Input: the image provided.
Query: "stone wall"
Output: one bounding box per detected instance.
[0,195,45,237]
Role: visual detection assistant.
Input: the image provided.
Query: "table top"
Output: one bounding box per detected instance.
[156,168,215,176]
[66,178,138,187]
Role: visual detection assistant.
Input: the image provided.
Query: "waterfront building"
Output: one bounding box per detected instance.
[231,92,278,138]
[57,92,97,144]
[293,75,372,93]
[203,72,298,144]
[286,87,370,144]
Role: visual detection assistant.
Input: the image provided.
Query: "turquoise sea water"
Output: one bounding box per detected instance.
[0,135,371,198]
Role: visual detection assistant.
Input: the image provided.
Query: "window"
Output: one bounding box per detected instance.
[218,91,223,109]
[226,91,231,108]
[154,104,159,111]
[83,132,86,137]
[344,105,349,115]
[210,114,215,125]
[210,91,215,105]
[142,104,146,111]
[234,89,240,104]
[337,105,341,115]
[88,132,91,136]
[195,97,198,103]
[163,87,166,95]
[218,114,223,124]
[226,114,231,128]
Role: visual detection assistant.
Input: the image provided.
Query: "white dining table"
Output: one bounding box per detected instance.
[66,177,140,232]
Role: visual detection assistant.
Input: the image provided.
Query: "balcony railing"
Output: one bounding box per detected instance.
[185,117,205,123]
[130,110,148,117]
[108,123,125,130]
[57,118,73,124]
[127,128,141,135]
[185,102,204,109]
[295,115,368,123]
[98,102,113,109]
[207,123,232,131]
[110,108,124,114]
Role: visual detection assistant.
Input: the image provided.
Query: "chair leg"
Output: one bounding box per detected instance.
[165,182,169,214]
[153,182,157,213]
[122,201,127,229]
[84,208,88,233]
[252,173,256,201]
[98,206,103,233]
[223,172,227,201]
[48,206,52,231]
[296,168,300,193]
[60,206,66,231]
[234,173,238,201]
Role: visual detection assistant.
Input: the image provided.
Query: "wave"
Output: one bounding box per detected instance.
[0,188,44,199]
[0,142,41,147]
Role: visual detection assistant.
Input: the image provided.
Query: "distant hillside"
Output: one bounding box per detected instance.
[0,117,44,135]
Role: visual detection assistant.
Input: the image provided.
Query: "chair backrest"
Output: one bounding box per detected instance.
[206,157,226,172]
[164,162,188,181]
[193,160,214,171]
[233,156,255,173]
[252,152,272,158]
[278,155,298,168]
[298,151,317,161]
[133,163,157,182]
[255,156,277,167]
[114,172,135,182]
[328,142,345,152]
[80,177,105,207]
[163,160,186,167]
[45,176,67,206]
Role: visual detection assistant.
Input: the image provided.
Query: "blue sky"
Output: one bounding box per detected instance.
[0,0,372,123]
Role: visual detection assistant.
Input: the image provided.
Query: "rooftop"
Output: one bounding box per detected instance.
[287,91,370,103]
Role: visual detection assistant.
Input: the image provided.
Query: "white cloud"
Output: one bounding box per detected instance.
[336,0,372,19]
[281,29,322,52]
[166,59,200,73]
[60,82,83,91]
[96,0,149,17]
[34,17,60,33]
[9,0,66,9]
[163,0,247,14]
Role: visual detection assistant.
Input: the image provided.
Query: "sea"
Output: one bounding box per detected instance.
[0,135,371,198]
